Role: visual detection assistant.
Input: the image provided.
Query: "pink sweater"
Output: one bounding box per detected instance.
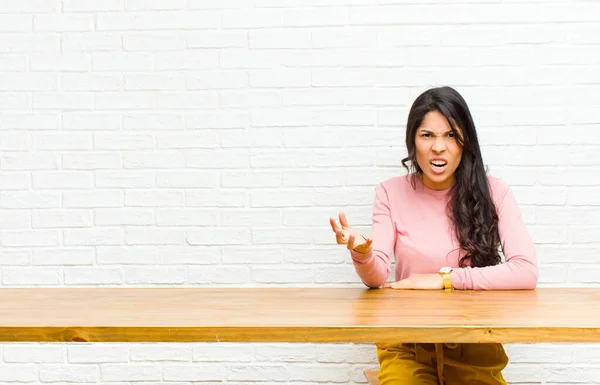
[351,175,538,290]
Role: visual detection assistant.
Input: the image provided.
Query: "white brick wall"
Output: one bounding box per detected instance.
[0,0,599,384]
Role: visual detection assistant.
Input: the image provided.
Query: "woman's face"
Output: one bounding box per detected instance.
[415,110,463,190]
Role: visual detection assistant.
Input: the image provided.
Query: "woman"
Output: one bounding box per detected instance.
[329,86,538,385]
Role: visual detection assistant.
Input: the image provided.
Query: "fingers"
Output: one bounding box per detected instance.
[339,212,350,229]
[329,217,340,233]
[346,234,355,250]
[336,230,347,244]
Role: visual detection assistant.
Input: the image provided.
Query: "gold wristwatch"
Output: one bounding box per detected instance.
[438,266,453,291]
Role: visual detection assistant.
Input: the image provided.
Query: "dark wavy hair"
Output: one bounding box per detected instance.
[401,86,501,268]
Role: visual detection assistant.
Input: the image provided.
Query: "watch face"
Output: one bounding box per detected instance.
[439,267,452,274]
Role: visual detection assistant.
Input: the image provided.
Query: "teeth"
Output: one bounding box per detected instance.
[432,161,446,166]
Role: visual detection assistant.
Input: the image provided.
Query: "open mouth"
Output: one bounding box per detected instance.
[430,160,447,174]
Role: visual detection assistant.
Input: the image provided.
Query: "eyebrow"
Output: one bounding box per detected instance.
[418,128,455,134]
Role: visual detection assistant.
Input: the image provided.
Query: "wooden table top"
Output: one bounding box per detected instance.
[0,287,598,343]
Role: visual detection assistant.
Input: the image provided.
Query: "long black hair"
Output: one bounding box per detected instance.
[401,86,501,268]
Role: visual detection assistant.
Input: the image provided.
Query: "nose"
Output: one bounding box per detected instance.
[432,135,446,152]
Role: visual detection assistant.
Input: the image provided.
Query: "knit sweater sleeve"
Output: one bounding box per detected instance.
[350,183,395,289]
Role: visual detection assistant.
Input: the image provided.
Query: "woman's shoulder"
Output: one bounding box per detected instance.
[373,175,414,203]
[486,175,512,204]
[378,174,413,191]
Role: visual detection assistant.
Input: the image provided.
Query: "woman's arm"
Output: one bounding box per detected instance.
[350,183,396,289]
[450,179,539,290]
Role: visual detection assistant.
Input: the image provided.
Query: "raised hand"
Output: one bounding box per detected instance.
[329,211,373,254]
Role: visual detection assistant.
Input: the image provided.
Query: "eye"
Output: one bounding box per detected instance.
[447,132,455,138]
[421,133,432,137]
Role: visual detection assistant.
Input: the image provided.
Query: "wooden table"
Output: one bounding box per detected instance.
[0,287,599,343]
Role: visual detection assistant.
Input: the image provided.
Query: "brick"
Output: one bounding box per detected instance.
[124,267,186,284]
[0,93,29,109]
[62,32,122,51]
[0,132,28,151]
[249,69,311,88]
[68,345,129,363]
[125,190,185,207]
[61,73,123,91]
[63,191,124,208]
[226,365,288,381]
[100,364,161,381]
[94,209,155,226]
[251,189,314,207]
[250,28,311,49]
[34,14,93,31]
[192,343,254,362]
[62,0,121,12]
[186,190,247,208]
[125,227,185,245]
[102,169,157,190]
[63,112,122,130]
[30,53,90,71]
[0,249,31,265]
[155,51,219,70]
[186,149,249,169]
[250,149,311,169]
[221,129,282,148]
[0,365,37,382]
[0,73,56,91]
[1,191,59,209]
[96,10,220,31]
[126,0,185,10]
[32,209,92,228]
[125,73,185,90]
[124,113,185,130]
[97,246,159,265]
[187,228,251,246]
[1,230,59,247]
[95,91,155,110]
[32,171,92,189]
[33,92,94,110]
[283,7,349,27]
[1,152,57,170]
[124,152,185,169]
[62,152,122,170]
[222,247,281,264]
[282,247,345,265]
[222,9,282,29]
[64,228,124,246]
[221,209,281,227]
[163,364,224,381]
[187,266,251,284]
[130,345,191,361]
[34,248,95,265]
[221,171,280,188]
[158,246,220,265]
[0,33,59,53]
[2,267,61,285]
[255,344,316,362]
[187,70,248,90]
[64,267,123,285]
[287,364,350,382]
[156,91,218,109]
[187,31,247,48]
[92,52,154,71]
[251,267,314,283]
[157,171,219,188]
[123,33,186,51]
[3,345,65,363]
[156,208,217,226]
[220,90,281,108]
